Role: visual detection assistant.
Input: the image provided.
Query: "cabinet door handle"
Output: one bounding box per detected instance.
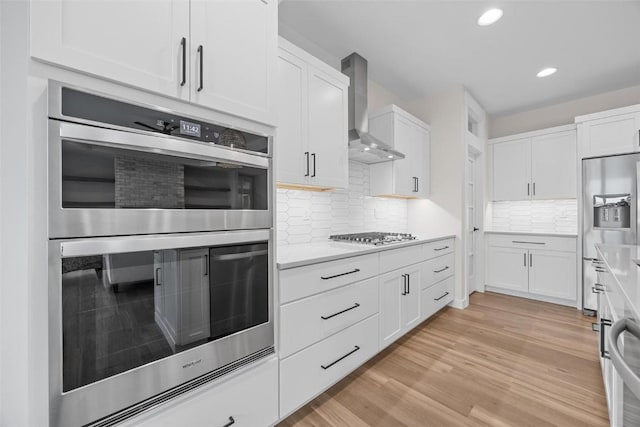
[527,183,530,196]
[512,240,545,245]
[401,274,408,295]
[222,416,235,427]
[434,266,449,273]
[407,274,411,294]
[321,345,360,370]
[529,253,532,267]
[592,286,604,294]
[533,182,536,196]
[204,254,208,276]
[434,246,449,251]
[304,152,310,176]
[197,45,204,92]
[321,268,360,280]
[155,267,161,286]
[180,37,186,86]
[321,303,360,320]
[524,252,527,267]
[434,291,449,301]
[416,177,419,193]
[601,318,612,359]
[311,153,316,177]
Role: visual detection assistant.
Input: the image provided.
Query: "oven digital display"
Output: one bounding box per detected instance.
[180,120,201,137]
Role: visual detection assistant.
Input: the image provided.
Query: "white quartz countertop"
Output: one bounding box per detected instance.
[277,234,456,270]
[484,230,578,238]
[596,244,640,320]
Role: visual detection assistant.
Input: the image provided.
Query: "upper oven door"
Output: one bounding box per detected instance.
[48,120,272,238]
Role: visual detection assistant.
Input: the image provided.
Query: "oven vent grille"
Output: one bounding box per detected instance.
[87,346,276,427]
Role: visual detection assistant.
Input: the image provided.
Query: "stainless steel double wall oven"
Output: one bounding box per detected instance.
[47,82,274,426]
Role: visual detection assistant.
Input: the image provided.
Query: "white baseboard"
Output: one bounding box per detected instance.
[450,297,469,310]
[485,286,577,308]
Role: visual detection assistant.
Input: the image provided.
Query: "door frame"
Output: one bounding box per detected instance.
[466,145,484,295]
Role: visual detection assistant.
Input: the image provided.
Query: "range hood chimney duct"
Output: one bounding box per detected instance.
[341,52,405,163]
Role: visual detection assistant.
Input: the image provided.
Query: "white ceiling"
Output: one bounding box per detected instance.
[279,1,640,116]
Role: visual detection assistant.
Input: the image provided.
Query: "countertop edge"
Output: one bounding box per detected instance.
[484,230,578,238]
[277,234,456,270]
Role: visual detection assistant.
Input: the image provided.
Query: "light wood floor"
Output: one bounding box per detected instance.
[278,292,609,427]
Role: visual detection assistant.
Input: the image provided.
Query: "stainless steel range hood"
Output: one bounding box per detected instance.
[341,52,405,164]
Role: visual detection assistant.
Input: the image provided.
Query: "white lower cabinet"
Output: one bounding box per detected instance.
[486,234,577,306]
[379,265,421,349]
[421,276,455,320]
[128,357,279,427]
[279,315,379,418]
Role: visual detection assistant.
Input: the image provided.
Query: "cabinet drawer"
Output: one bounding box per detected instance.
[279,253,379,303]
[423,239,454,260]
[421,276,454,320]
[128,357,278,427]
[280,277,379,358]
[487,234,576,252]
[379,244,425,273]
[280,315,379,417]
[422,253,454,289]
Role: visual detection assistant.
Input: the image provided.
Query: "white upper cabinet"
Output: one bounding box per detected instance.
[576,107,640,159]
[489,125,577,201]
[275,39,349,190]
[190,0,276,125]
[30,0,277,125]
[369,105,431,198]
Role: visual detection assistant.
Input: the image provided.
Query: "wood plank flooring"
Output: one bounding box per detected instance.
[278,292,609,426]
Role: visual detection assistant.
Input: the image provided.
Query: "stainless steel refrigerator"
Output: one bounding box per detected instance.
[583,153,640,314]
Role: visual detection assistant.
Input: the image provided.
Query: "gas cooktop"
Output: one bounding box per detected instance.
[328,232,416,246]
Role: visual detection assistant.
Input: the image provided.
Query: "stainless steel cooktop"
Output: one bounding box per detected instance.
[328,232,416,245]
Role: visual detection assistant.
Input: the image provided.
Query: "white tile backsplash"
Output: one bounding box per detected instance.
[276,162,408,245]
[487,199,578,234]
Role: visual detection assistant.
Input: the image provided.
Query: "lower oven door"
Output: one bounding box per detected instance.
[49,230,274,427]
[49,120,272,238]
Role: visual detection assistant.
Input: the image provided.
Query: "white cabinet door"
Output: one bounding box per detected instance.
[379,271,403,349]
[190,0,276,125]
[275,50,309,185]
[487,247,529,292]
[307,68,349,189]
[31,0,190,99]
[581,112,640,158]
[177,248,210,345]
[491,138,531,201]
[414,126,430,198]
[403,267,422,331]
[528,249,577,301]
[392,116,417,197]
[531,130,577,199]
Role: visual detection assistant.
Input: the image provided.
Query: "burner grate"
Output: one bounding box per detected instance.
[328,232,416,245]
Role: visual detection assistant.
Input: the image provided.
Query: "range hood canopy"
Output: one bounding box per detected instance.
[341,53,405,164]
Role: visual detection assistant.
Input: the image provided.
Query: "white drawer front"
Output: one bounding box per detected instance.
[487,234,576,252]
[280,277,379,358]
[280,315,379,418]
[128,357,278,427]
[423,239,454,260]
[421,276,454,320]
[379,244,425,273]
[422,253,455,289]
[279,253,379,304]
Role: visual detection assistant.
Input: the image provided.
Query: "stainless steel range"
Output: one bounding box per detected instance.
[329,232,416,245]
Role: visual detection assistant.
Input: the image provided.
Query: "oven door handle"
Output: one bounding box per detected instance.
[209,249,268,262]
[56,121,269,169]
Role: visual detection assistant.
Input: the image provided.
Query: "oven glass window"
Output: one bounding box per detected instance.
[61,242,268,392]
[60,141,268,210]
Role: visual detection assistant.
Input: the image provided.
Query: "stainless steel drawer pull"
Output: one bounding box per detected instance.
[434,291,450,301]
[434,246,449,251]
[321,303,360,320]
[592,286,603,294]
[512,240,545,245]
[222,416,235,427]
[595,267,606,273]
[321,345,360,370]
[601,318,612,359]
[321,268,360,280]
[434,266,449,273]
[609,318,640,399]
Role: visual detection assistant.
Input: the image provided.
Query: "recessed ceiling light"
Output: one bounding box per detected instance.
[478,8,503,26]
[387,155,394,159]
[363,147,370,151]
[537,67,558,78]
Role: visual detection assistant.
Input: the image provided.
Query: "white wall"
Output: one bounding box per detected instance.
[490,84,640,138]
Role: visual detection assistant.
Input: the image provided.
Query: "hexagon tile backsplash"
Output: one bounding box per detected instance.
[276,162,408,245]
